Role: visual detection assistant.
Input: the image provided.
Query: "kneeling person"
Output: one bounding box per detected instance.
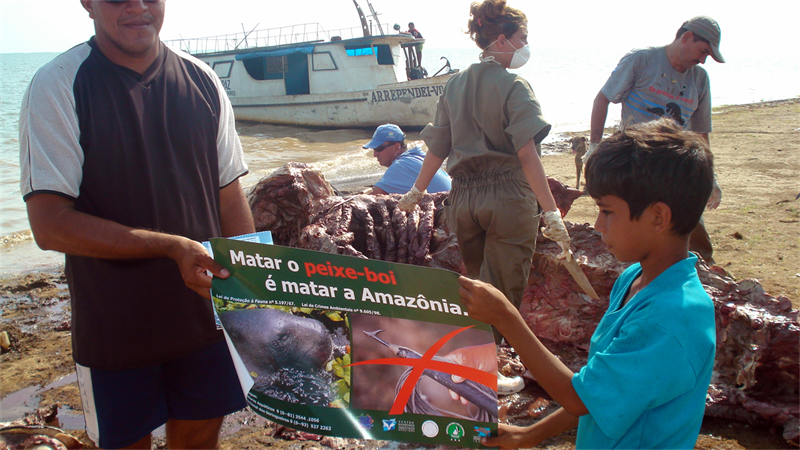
[364,124,451,195]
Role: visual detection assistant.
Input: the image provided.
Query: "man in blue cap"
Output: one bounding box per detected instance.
[586,16,725,265]
[364,124,451,195]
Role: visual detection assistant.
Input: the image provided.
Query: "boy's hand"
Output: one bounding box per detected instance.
[458,276,517,328]
[482,423,542,449]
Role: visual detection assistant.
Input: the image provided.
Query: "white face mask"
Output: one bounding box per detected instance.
[481,39,530,69]
[507,40,530,69]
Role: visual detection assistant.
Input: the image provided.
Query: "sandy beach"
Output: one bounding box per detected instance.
[548,98,800,306]
[1,98,797,449]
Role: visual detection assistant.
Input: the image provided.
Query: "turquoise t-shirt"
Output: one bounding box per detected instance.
[572,254,716,449]
[374,146,451,194]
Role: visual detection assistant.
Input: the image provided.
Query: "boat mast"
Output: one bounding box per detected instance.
[235,23,260,50]
[352,0,371,37]
[365,0,384,35]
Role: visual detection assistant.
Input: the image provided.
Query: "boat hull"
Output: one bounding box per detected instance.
[230,75,448,127]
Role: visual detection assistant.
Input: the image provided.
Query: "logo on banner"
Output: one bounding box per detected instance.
[358,414,374,430]
[474,426,491,437]
[382,418,397,431]
[446,422,465,441]
[421,420,439,438]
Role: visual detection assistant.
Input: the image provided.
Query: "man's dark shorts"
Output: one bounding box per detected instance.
[76,339,246,449]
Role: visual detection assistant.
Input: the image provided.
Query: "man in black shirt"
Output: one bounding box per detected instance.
[20,1,254,448]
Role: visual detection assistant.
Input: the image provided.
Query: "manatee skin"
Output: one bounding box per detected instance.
[219,309,333,376]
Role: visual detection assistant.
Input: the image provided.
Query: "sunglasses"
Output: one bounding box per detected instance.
[374,142,397,152]
[104,0,160,5]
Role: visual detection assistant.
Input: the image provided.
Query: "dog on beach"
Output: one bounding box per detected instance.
[570,136,588,189]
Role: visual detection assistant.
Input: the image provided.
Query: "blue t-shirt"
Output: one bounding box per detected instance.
[572,254,716,449]
[374,146,451,194]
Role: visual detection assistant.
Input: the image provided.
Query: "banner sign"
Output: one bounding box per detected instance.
[210,237,498,448]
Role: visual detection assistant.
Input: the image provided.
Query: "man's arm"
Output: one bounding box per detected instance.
[26,193,230,299]
[590,91,611,144]
[219,178,255,237]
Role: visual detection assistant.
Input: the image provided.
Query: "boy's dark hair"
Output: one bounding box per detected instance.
[584,118,714,236]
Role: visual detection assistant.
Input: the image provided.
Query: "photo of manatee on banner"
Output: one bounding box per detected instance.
[210,237,498,448]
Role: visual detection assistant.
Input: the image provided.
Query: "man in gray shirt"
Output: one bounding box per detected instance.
[587,16,725,265]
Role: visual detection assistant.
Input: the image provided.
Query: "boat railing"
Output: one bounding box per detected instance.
[165,22,393,55]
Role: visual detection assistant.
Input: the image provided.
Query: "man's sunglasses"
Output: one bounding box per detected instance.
[374,142,397,152]
[104,0,160,5]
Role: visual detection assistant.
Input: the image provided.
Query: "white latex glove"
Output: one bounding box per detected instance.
[707,175,722,210]
[541,210,572,260]
[398,185,425,212]
[581,142,598,164]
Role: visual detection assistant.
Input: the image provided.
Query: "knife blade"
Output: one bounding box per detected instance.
[561,252,599,300]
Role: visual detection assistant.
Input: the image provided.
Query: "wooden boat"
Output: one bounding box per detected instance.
[165,2,457,127]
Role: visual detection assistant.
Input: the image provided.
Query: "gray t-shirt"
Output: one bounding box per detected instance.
[601,46,711,133]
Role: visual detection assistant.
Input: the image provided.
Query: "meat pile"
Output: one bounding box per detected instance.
[247,162,799,444]
[0,404,82,449]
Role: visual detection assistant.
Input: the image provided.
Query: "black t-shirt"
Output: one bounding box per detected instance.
[20,39,247,369]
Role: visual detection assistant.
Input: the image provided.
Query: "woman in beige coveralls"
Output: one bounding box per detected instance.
[399,0,572,373]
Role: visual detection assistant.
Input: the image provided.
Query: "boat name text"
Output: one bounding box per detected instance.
[370,85,444,103]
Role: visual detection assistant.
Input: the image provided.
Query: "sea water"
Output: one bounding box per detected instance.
[0,46,798,275]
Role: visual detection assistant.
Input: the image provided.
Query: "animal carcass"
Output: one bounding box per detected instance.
[247,162,799,444]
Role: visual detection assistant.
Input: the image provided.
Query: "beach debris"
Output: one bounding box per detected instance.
[0,426,82,450]
[0,331,11,351]
[569,136,588,189]
[247,162,799,444]
[0,381,81,449]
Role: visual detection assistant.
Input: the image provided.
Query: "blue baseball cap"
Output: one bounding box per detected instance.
[363,124,405,149]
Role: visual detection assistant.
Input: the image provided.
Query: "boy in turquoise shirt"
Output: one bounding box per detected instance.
[458,117,717,449]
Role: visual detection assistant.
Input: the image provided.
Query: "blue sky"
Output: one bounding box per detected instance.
[1,0,799,59]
